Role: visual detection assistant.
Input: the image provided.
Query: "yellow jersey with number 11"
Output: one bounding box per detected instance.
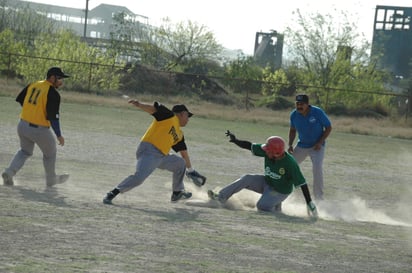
[20,80,55,127]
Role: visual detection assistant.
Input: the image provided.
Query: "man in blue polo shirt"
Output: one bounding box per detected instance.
[287,94,332,200]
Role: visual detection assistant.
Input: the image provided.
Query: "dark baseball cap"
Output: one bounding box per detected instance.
[172,104,193,117]
[295,94,309,104]
[47,67,70,78]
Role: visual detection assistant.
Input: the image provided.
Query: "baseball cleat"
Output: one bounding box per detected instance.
[207,190,219,200]
[103,192,115,205]
[2,172,14,186]
[171,190,192,202]
[46,174,69,187]
[207,190,226,204]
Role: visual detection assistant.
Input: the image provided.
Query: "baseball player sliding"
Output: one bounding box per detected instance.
[208,130,318,218]
[103,99,206,205]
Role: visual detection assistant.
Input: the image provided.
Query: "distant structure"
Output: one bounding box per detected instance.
[371,5,412,79]
[10,0,149,40]
[336,45,353,62]
[253,31,283,71]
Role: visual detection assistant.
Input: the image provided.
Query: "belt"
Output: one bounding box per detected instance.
[21,119,49,129]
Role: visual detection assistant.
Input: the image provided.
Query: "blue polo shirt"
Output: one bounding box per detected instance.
[290,105,331,148]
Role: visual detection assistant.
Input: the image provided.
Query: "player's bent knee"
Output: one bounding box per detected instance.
[21,150,33,157]
[241,174,255,180]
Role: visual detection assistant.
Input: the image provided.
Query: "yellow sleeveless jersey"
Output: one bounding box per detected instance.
[141,115,183,155]
[20,80,53,127]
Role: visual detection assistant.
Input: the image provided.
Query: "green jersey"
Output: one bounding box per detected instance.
[251,143,306,194]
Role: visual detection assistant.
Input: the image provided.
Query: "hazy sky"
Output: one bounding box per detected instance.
[23,0,412,55]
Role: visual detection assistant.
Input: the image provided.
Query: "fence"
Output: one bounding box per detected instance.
[1,51,411,119]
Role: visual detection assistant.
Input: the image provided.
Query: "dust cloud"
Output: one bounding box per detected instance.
[187,185,412,227]
[186,185,260,211]
[315,197,412,227]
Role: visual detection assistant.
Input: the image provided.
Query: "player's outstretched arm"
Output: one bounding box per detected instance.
[225,130,252,150]
[128,99,156,114]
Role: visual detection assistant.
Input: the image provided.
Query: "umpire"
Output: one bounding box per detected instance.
[2,67,70,187]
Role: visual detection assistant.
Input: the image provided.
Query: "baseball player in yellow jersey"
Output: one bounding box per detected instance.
[2,67,70,187]
[103,99,206,205]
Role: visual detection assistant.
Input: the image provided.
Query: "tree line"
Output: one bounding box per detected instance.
[0,1,410,117]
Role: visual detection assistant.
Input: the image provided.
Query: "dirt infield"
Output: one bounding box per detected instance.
[1,100,412,273]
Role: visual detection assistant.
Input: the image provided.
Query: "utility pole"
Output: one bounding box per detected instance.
[83,0,89,38]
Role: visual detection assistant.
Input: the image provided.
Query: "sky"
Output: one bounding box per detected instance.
[23,0,412,55]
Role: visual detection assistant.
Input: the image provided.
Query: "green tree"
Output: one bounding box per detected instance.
[285,9,390,112]
[155,18,223,71]
[223,54,263,109]
[261,67,290,96]
[137,27,171,69]
[16,30,124,92]
[0,29,25,75]
[108,12,167,68]
[223,55,262,93]
[0,1,57,47]
[258,67,293,110]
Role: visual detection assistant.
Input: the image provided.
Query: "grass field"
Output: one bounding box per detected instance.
[0,94,412,273]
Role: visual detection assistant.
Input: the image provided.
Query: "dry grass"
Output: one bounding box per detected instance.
[1,78,411,139]
[1,82,412,273]
[331,115,412,139]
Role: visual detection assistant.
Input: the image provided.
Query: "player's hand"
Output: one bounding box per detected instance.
[225,130,237,142]
[307,201,318,219]
[57,136,65,146]
[128,99,140,107]
[313,143,322,151]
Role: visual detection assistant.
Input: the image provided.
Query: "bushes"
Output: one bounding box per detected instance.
[327,102,389,118]
[257,95,294,110]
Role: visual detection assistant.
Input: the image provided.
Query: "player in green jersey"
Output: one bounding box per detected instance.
[208,131,318,218]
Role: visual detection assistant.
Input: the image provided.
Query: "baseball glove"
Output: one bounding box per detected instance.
[186,170,207,187]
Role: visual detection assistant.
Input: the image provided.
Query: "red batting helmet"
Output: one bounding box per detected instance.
[261,136,285,155]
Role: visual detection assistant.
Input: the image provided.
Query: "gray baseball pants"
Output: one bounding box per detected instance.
[5,119,57,183]
[292,145,325,200]
[218,174,289,212]
[116,142,186,193]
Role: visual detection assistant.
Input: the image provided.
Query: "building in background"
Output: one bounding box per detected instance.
[371,5,412,79]
[11,0,148,40]
[253,31,283,71]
